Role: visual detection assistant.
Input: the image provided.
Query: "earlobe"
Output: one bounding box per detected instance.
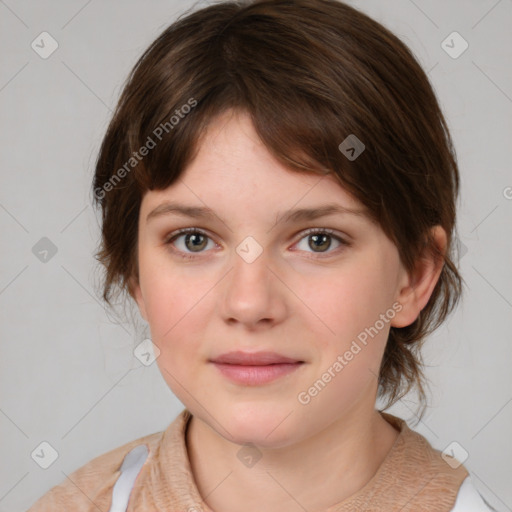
[391,226,447,329]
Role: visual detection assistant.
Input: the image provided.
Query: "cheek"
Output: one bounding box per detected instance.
[144,276,206,343]
[306,260,392,342]
[138,254,215,371]
[143,274,208,395]
[297,267,391,416]
[139,247,195,330]
[302,254,397,397]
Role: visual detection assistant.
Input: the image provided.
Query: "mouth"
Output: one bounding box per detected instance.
[209,351,305,386]
[210,350,304,365]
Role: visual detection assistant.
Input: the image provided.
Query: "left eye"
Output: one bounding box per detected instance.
[294,228,346,255]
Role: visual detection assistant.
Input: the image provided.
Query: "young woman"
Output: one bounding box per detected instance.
[28,1,494,510]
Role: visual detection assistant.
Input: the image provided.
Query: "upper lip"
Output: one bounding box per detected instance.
[210,351,304,365]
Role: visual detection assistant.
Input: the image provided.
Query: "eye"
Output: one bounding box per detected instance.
[164,227,349,260]
[293,228,348,257]
[164,228,216,259]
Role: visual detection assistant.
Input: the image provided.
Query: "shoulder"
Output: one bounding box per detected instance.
[451,476,497,511]
[383,414,495,511]
[26,430,163,512]
[376,412,472,510]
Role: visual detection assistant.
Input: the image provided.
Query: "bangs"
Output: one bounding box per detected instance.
[125,3,402,227]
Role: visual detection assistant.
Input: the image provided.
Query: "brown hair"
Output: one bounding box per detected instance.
[92,0,464,419]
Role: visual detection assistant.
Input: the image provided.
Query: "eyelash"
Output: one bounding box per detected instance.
[164,227,350,261]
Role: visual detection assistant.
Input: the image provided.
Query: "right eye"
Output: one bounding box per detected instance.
[164,228,217,259]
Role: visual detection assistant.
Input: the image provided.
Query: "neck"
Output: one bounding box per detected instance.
[185,405,399,512]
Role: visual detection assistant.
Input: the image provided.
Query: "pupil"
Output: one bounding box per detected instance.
[310,234,330,252]
[186,233,207,252]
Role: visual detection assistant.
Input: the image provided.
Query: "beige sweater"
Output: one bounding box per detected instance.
[27,409,471,512]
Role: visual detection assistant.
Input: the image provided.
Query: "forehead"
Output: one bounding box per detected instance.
[140,110,369,221]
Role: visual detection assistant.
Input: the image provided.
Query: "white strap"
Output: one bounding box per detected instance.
[450,476,496,511]
[108,444,149,512]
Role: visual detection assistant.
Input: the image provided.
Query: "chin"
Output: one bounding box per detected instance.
[216,401,301,448]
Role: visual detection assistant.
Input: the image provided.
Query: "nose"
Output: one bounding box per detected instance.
[219,243,288,330]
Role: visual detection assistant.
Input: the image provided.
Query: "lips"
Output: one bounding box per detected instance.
[209,351,305,385]
[210,351,303,365]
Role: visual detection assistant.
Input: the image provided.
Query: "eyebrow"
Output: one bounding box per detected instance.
[146,201,367,224]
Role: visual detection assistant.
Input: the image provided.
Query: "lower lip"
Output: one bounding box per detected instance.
[211,362,304,385]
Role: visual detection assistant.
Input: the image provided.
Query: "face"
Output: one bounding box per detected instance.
[132,109,412,448]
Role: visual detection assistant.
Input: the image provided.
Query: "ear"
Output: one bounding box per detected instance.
[128,274,148,322]
[391,226,447,328]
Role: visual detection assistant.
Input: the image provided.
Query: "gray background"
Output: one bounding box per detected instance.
[1,1,511,511]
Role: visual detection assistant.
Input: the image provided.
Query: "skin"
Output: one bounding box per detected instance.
[131,109,447,512]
